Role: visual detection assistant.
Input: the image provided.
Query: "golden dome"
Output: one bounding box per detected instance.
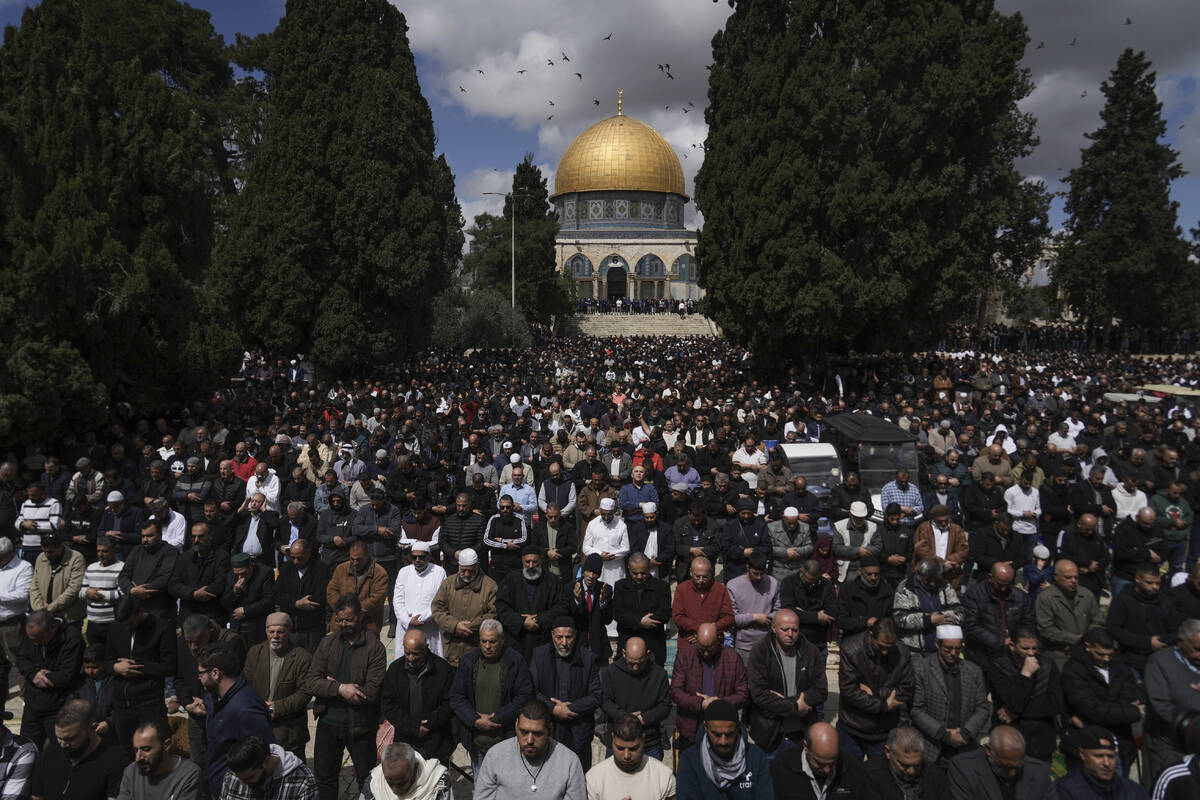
[552,112,687,200]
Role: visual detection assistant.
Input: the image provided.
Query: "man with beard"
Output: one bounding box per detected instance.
[837,617,914,761]
[244,613,312,763]
[430,549,497,668]
[315,486,354,566]
[232,493,278,568]
[194,642,275,798]
[1106,562,1173,678]
[876,503,914,589]
[676,699,771,799]
[673,501,723,583]
[107,595,175,759]
[219,735,319,800]
[169,522,230,624]
[600,636,671,761]
[116,720,202,800]
[910,625,991,767]
[770,721,876,800]
[30,699,127,800]
[670,622,749,751]
[17,609,83,749]
[440,493,486,573]
[273,537,331,654]
[983,627,1063,762]
[582,498,630,589]
[496,546,568,662]
[722,498,771,582]
[727,551,780,662]
[947,724,1055,800]
[611,552,671,666]
[863,726,951,800]
[118,519,180,621]
[482,495,529,585]
[353,488,406,637]
[913,504,969,592]
[529,619,603,770]
[222,552,275,646]
[392,541,446,658]
[170,614,246,781]
[831,501,879,583]
[1112,507,1168,597]
[830,471,876,523]
[357,741,452,800]
[1035,559,1100,667]
[768,506,813,583]
[836,555,894,638]
[626,502,674,582]
[325,541,389,634]
[584,713,676,799]
[778,560,837,653]
[381,630,456,768]
[473,699,586,799]
[972,513,1025,580]
[673,556,735,652]
[962,562,1034,667]
[1060,514,1110,597]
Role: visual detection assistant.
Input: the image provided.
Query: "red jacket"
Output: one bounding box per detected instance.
[671,581,734,652]
[632,449,664,473]
[668,645,750,742]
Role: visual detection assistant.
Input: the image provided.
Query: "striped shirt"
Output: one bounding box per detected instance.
[1153,753,1195,800]
[0,730,37,800]
[80,559,124,624]
[15,498,61,550]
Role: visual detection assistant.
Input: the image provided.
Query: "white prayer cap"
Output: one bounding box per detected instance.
[411,541,431,554]
[1032,544,1050,560]
[106,491,124,503]
[510,454,521,464]
[502,441,513,449]
[599,498,616,511]
[936,625,964,641]
[458,548,479,566]
[850,501,869,519]
[783,506,800,518]
[641,502,658,514]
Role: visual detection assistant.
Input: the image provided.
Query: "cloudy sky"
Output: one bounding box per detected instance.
[3,0,1197,238]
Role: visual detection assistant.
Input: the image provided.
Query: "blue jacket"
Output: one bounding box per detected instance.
[204,674,275,796]
[676,727,773,800]
[449,645,533,753]
[1054,768,1148,800]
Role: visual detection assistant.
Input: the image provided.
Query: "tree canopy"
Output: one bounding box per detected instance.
[465,153,570,327]
[695,0,1049,357]
[1053,48,1195,330]
[211,0,463,373]
[0,0,240,444]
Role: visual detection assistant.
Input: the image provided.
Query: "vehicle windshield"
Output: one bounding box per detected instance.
[855,443,920,492]
[786,456,842,491]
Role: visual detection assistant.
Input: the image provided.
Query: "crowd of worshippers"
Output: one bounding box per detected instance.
[5,336,1200,798]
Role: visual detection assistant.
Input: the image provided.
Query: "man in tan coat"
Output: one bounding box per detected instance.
[30,535,86,626]
[244,612,312,761]
[913,505,969,591]
[430,548,497,667]
[325,541,389,633]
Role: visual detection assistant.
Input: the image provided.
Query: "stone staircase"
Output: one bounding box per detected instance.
[572,313,720,337]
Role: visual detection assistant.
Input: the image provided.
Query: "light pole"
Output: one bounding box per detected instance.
[483,189,534,310]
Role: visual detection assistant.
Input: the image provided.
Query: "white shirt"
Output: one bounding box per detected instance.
[393,562,447,658]
[1112,486,1148,521]
[582,516,630,588]
[1004,484,1041,536]
[247,473,281,512]
[732,447,766,489]
[161,509,188,550]
[0,557,33,622]
[931,523,950,560]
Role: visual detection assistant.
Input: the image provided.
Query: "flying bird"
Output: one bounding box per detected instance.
[1036,41,1044,49]
[548,100,555,106]
[561,51,570,62]
[593,98,600,106]
[688,101,695,107]
[547,59,555,66]
[475,69,485,75]
[547,114,554,120]
[658,64,664,72]
[682,153,688,159]
[682,108,690,113]
[692,143,697,148]
[1069,37,1077,46]
[458,85,466,92]
[1125,17,1132,25]
[1081,90,1087,98]
[665,105,671,111]
[575,72,583,80]
[666,72,675,80]
[516,69,526,74]
[1181,124,1187,130]
[603,32,612,40]
[664,63,671,71]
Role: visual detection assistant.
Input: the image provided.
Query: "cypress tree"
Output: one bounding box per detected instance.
[212,0,463,373]
[1053,49,1195,330]
[695,0,1048,356]
[0,0,238,443]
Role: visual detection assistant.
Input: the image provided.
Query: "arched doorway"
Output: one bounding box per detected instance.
[606,266,626,299]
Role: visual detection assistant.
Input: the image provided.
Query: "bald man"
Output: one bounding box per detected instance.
[747,609,828,755]
[1059,513,1109,597]
[380,629,456,766]
[669,623,749,750]
[243,611,313,761]
[600,637,671,761]
[961,562,1033,666]
[671,556,735,652]
[1035,559,1099,667]
[947,725,1055,800]
[770,721,875,799]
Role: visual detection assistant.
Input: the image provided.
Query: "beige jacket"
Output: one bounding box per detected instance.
[31,548,87,622]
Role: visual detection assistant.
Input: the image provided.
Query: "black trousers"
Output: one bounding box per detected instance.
[19,710,56,751]
[314,721,376,800]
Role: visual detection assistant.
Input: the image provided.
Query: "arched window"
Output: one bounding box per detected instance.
[672,254,697,282]
[569,255,593,277]
[636,254,665,277]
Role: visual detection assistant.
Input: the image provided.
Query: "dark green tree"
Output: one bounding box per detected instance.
[0,0,240,444]
[695,0,1049,356]
[1054,49,1194,329]
[465,154,568,327]
[212,0,463,373]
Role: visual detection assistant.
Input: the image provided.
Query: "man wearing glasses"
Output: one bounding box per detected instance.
[193,641,274,798]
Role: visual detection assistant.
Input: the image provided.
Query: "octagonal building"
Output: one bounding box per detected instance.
[552,92,700,301]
